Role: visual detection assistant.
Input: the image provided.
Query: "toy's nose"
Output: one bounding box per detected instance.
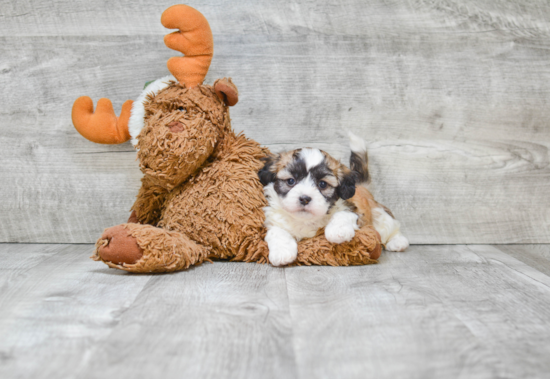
[299,195,312,205]
[167,121,184,133]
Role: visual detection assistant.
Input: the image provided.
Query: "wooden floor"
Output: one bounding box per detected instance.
[1,244,550,379]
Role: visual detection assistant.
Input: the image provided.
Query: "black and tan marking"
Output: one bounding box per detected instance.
[350,151,369,184]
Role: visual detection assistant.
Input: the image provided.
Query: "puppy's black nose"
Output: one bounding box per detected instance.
[299,195,312,205]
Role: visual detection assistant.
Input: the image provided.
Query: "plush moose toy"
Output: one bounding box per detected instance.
[71,4,382,273]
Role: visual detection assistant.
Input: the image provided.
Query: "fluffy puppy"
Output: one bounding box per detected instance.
[259,134,409,266]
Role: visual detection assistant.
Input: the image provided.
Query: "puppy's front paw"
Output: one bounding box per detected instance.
[325,222,356,244]
[265,227,298,266]
[386,233,409,252]
[268,240,298,266]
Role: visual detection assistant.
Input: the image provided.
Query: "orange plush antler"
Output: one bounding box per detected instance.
[161,4,214,88]
[72,96,133,144]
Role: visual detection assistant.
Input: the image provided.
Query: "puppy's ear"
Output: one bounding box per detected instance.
[258,154,278,186]
[337,170,357,200]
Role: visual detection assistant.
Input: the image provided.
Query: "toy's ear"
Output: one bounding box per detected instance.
[337,171,356,200]
[214,78,239,106]
[258,154,279,186]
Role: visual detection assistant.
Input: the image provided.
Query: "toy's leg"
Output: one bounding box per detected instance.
[295,224,382,266]
[92,223,210,273]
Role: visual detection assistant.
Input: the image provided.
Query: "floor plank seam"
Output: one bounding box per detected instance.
[283,268,301,379]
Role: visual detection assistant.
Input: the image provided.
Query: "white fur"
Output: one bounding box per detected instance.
[299,148,324,169]
[325,211,359,244]
[372,207,409,252]
[128,75,176,146]
[264,183,351,241]
[265,226,298,266]
[386,233,409,252]
[348,131,367,153]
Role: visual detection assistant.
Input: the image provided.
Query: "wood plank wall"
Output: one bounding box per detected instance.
[1,0,549,243]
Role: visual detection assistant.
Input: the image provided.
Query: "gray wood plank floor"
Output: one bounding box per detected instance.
[1,243,550,379]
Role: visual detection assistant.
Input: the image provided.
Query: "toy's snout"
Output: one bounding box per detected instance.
[167,121,184,133]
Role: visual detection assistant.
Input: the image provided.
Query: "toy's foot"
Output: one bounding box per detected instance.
[92,223,211,273]
[97,225,143,265]
[370,230,382,259]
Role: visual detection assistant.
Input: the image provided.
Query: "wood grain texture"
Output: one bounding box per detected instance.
[1,243,550,378]
[285,244,550,379]
[0,244,152,378]
[0,244,296,379]
[1,0,549,243]
[495,244,550,276]
[78,263,296,379]
[2,0,550,37]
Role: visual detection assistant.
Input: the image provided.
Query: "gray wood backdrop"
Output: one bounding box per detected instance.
[1,0,549,244]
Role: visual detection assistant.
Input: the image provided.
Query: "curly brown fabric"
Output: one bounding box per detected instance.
[92,81,381,273]
[295,225,381,266]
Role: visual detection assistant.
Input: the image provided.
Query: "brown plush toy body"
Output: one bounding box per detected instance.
[72,5,381,273]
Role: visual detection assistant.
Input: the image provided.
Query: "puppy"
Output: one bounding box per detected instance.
[258,133,409,266]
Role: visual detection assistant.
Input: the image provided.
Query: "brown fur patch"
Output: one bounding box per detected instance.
[321,151,354,184]
[348,186,375,227]
[350,151,369,184]
[273,150,295,172]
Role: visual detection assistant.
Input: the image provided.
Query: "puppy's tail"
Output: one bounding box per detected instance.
[348,132,369,185]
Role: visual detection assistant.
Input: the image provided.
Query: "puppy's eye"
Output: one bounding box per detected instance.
[286,178,296,186]
[318,181,328,189]
[177,106,185,111]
